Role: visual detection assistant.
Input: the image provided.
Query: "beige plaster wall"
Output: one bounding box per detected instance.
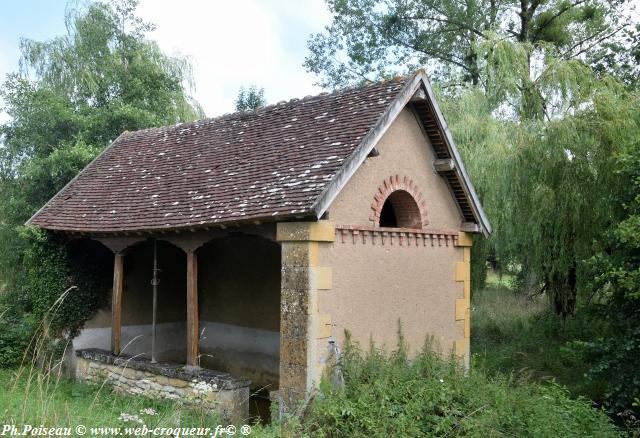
[328,107,462,230]
[320,106,465,356]
[121,241,187,326]
[319,242,463,356]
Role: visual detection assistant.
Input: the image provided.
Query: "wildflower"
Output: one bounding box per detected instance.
[191,380,217,393]
[140,407,157,416]
[118,413,144,424]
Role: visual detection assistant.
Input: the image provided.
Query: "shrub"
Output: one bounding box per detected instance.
[0,228,112,369]
[294,336,617,437]
[0,300,36,367]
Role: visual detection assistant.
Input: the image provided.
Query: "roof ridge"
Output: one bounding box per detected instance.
[117,75,410,140]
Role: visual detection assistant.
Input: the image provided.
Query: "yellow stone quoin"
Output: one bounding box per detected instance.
[454,338,470,359]
[455,298,469,321]
[453,233,472,369]
[316,313,332,339]
[456,231,473,247]
[312,266,333,290]
[455,261,470,282]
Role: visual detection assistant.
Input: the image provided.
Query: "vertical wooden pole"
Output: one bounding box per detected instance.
[186,249,199,367]
[111,252,124,355]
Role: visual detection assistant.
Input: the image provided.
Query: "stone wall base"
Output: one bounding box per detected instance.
[75,349,250,422]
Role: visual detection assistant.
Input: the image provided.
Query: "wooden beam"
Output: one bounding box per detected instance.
[111,253,124,355]
[410,89,427,102]
[461,222,480,233]
[434,158,455,172]
[186,250,199,367]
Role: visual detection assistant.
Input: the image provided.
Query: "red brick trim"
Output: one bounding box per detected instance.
[370,175,428,228]
[335,225,458,247]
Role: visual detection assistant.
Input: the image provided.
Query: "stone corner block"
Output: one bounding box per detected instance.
[277,221,335,242]
[311,266,332,290]
[315,313,332,338]
[454,262,470,282]
[455,231,473,247]
[454,338,470,359]
[455,298,469,321]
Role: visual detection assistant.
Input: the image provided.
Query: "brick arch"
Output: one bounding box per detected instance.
[370,175,429,228]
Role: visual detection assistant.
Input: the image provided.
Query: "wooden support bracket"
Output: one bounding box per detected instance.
[434,158,455,173]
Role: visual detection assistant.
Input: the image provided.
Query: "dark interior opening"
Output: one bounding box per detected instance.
[379,199,398,227]
[378,190,423,229]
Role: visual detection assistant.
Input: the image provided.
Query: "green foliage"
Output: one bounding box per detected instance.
[0,368,222,430]
[578,121,640,418]
[235,85,266,111]
[0,228,113,369]
[0,0,202,365]
[296,335,616,437]
[441,80,640,316]
[471,285,609,404]
[470,235,488,292]
[305,0,634,98]
[21,228,112,339]
[0,304,36,368]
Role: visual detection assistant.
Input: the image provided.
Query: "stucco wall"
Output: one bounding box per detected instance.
[320,106,465,356]
[319,241,463,355]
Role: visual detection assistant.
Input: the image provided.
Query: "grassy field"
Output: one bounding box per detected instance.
[0,347,617,437]
[0,367,228,431]
[471,274,608,405]
[0,279,620,437]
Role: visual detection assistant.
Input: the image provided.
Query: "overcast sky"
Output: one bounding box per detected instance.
[0,0,333,120]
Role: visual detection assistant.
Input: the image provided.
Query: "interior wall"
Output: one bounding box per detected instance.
[124,240,186,361]
[198,235,281,389]
[73,234,281,388]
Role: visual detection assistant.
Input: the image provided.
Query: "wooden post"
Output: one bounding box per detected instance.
[111,252,124,355]
[186,249,199,367]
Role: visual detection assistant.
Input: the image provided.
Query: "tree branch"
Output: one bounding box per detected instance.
[560,25,626,59]
[395,14,487,39]
[531,0,588,43]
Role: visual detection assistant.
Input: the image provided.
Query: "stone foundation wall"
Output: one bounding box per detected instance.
[75,349,250,422]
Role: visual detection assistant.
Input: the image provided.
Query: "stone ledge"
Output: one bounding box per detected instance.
[277,221,335,242]
[76,348,250,390]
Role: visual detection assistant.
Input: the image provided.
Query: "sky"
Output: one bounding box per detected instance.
[0,0,333,119]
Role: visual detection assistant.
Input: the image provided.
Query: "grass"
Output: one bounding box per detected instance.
[0,275,621,437]
[471,275,608,406]
[0,367,227,432]
[0,334,619,437]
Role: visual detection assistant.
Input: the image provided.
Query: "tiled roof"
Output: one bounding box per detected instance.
[28,78,408,233]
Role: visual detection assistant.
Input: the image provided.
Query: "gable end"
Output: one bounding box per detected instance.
[312,72,491,236]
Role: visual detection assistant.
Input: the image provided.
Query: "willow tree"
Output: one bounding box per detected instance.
[305,0,633,119]
[305,0,639,314]
[441,65,634,314]
[0,0,203,286]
